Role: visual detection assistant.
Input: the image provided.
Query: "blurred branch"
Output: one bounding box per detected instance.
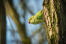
[30,24,45,38]
[30,24,46,44]
[0,0,6,44]
[20,0,34,15]
[7,16,16,37]
[4,0,31,44]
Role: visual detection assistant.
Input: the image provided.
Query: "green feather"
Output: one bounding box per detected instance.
[29,10,43,24]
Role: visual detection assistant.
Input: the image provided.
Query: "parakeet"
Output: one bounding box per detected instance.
[29,10,43,24]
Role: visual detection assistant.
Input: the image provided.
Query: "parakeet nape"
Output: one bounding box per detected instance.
[29,10,43,24]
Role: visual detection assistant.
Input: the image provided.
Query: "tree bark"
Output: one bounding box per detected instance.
[43,0,66,44]
[0,0,6,44]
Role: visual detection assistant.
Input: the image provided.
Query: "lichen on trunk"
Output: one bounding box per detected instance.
[42,0,62,44]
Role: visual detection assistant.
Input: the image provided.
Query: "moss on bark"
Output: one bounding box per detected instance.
[42,0,64,44]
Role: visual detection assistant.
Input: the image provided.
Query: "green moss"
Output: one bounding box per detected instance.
[43,0,60,44]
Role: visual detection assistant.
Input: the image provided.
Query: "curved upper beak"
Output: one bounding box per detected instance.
[28,20,30,24]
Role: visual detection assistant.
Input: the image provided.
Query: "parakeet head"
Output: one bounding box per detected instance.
[28,10,43,24]
[28,16,34,24]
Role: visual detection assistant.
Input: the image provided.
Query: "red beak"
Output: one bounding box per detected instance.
[29,21,30,24]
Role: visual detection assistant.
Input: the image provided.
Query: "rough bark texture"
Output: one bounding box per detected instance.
[43,0,66,44]
[0,0,6,44]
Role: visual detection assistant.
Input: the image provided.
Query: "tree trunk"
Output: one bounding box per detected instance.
[0,0,6,44]
[43,0,66,44]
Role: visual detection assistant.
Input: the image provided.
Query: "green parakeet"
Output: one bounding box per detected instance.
[29,10,43,24]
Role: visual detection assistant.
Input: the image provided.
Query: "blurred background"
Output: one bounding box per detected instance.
[0,0,48,44]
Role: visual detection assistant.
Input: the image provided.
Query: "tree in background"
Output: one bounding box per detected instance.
[0,0,6,44]
[4,0,31,44]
